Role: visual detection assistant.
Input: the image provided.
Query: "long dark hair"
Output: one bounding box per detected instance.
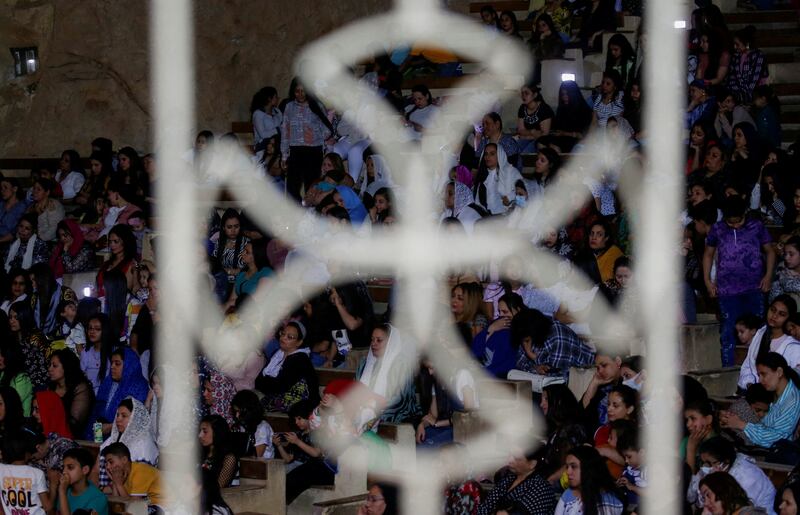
[418,363,455,424]
[87,151,112,197]
[88,314,118,381]
[214,209,245,274]
[3,268,29,302]
[250,86,277,114]
[511,308,553,350]
[9,301,36,337]
[103,269,128,339]
[757,294,797,360]
[200,414,236,479]
[287,77,334,135]
[49,349,90,393]
[609,384,639,424]
[250,238,271,271]
[0,386,24,434]
[109,224,138,263]
[699,472,752,513]
[231,390,263,434]
[0,344,26,387]
[535,147,562,186]
[604,33,635,88]
[61,149,84,175]
[29,262,57,331]
[756,352,800,390]
[568,446,623,515]
[542,383,579,431]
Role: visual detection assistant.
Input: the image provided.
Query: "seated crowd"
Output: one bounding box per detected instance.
[0,1,799,514]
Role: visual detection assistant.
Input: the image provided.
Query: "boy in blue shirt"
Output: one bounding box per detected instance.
[56,448,108,515]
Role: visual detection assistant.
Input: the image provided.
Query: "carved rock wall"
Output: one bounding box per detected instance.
[0,0,390,158]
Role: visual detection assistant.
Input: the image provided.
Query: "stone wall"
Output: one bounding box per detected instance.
[0,0,394,158]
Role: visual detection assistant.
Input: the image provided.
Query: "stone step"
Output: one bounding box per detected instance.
[769,62,800,83]
[680,321,722,372]
[758,29,800,48]
[468,0,529,13]
[688,367,740,398]
[724,10,799,24]
[729,21,800,30]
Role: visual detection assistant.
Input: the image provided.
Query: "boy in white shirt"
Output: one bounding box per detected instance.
[0,431,52,515]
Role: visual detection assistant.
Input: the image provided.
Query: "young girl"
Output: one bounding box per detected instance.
[231,390,274,459]
[370,187,394,226]
[683,398,718,472]
[556,446,624,515]
[604,34,636,91]
[770,238,800,303]
[55,300,83,354]
[687,121,717,175]
[595,384,638,478]
[738,295,800,392]
[735,313,762,352]
[79,314,115,394]
[199,415,239,488]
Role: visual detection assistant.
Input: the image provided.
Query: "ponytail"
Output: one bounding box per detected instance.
[756,352,800,389]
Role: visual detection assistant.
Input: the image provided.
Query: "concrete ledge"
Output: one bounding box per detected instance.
[687,367,740,398]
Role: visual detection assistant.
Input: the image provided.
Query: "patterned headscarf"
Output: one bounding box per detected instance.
[451,181,475,218]
[206,366,237,428]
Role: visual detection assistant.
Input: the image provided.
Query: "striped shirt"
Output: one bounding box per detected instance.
[743,380,800,448]
[280,101,331,160]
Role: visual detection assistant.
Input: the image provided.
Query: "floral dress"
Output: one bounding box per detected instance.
[20,332,50,390]
[444,480,482,515]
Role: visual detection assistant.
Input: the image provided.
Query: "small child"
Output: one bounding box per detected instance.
[127,211,152,260]
[56,448,108,515]
[735,313,762,349]
[56,300,84,354]
[274,399,337,505]
[616,429,646,512]
[0,431,52,515]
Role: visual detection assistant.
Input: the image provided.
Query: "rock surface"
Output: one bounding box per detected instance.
[0,0,393,157]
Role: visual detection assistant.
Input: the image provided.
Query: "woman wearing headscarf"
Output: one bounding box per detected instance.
[356,324,421,432]
[334,186,369,225]
[473,144,523,216]
[94,396,159,489]
[49,219,94,278]
[357,154,394,199]
[85,347,150,439]
[202,365,237,428]
[440,181,483,234]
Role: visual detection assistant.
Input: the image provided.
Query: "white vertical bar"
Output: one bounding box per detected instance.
[641,0,686,514]
[150,0,198,511]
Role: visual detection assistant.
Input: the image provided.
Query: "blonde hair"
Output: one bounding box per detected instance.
[452,282,483,324]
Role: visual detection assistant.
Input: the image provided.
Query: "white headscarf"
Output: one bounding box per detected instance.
[358,154,394,196]
[358,324,406,398]
[101,396,159,465]
[479,144,523,214]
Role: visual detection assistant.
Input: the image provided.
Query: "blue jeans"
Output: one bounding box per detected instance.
[718,290,764,367]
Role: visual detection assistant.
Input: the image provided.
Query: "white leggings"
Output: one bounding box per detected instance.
[333,137,371,181]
